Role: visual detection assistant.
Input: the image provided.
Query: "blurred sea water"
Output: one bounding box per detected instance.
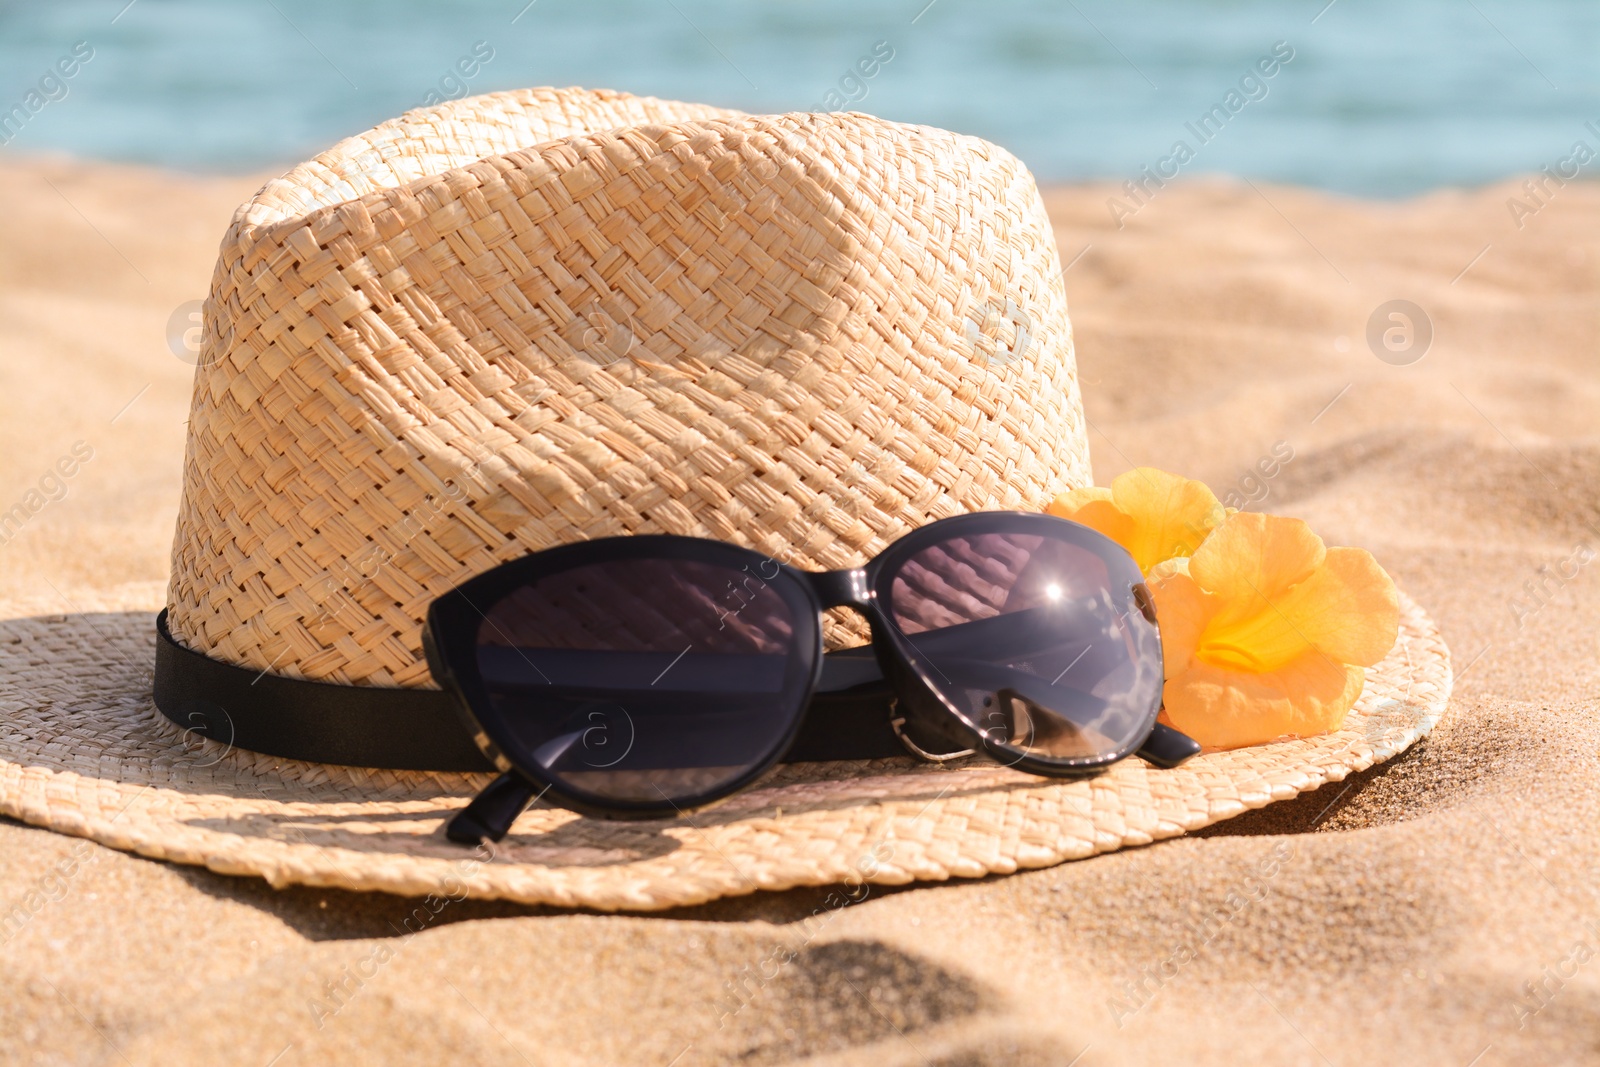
[0,0,1595,194]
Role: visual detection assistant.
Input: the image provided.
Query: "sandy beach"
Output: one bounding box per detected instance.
[2,154,1598,1065]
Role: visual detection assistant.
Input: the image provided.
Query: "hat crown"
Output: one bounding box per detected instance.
[166,87,1088,686]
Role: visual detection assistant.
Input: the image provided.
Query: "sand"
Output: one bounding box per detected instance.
[1,153,1598,1066]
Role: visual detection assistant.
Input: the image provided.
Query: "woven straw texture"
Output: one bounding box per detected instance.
[166,87,1088,687]
[0,590,1451,912]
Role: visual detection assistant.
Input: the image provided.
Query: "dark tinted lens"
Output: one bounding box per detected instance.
[474,556,813,805]
[885,529,1161,762]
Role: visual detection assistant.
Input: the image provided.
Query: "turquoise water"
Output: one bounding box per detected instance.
[0,0,1595,194]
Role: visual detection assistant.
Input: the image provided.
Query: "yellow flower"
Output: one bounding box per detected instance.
[1048,467,1226,574]
[1147,512,1400,749]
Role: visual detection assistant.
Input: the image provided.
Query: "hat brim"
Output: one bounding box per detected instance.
[0,588,1451,911]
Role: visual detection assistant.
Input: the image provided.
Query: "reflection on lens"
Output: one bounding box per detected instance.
[475,556,813,805]
[529,704,636,770]
[886,531,1161,762]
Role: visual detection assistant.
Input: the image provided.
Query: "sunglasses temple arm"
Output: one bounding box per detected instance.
[1137,721,1202,768]
[446,771,538,844]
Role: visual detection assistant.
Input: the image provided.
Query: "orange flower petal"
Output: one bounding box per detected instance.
[1146,564,1210,680]
[1184,518,1399,673]
[1047,490,1134,553]
[1187,511,1324,611]
[1049,468,1223,574]
[1110,468,1226,573]
[1153,510,1399,749]
[1047,485,1113,514]
[1274,546,1400,667]
[1160,652,1364,750]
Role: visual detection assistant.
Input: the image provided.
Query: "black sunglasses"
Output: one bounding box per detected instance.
[423,511,1199,841]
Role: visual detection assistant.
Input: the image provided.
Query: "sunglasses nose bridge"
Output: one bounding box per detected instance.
[806,567,872,609]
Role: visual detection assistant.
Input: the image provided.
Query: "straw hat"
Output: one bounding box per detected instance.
[0,88,1452,910]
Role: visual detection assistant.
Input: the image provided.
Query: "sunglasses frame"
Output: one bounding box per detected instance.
[424,511,1173,826]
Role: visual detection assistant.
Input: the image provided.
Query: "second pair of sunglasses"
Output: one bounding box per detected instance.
[424,511,1199,842]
